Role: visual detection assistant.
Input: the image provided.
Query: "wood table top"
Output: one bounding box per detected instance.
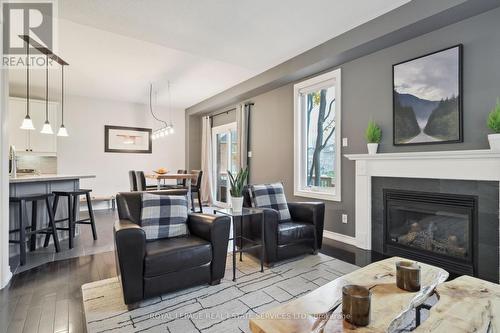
[146,173,197,180]
[414,275,500,332]
[249,257,448,333]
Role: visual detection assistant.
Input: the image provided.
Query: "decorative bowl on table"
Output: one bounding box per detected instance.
[153,168,168,175]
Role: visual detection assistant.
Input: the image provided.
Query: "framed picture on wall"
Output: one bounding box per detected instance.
[104,125,152,153]
[393,44,463,145]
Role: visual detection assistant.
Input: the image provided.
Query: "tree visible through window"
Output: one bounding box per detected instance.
[306,87,336,188]
[294,68,341,201]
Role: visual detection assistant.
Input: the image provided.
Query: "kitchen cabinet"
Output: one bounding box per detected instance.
[9,97,58,155]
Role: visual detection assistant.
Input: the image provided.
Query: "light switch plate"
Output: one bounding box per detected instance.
[342,214,348,224]
[342,138,348,147]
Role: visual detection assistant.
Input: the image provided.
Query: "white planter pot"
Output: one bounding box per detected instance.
[367,143,379,155]
[488,134,500,151]
[231,196,244,212]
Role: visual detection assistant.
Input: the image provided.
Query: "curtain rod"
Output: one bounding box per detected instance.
[209,108,236,119]
[208,102,254,119]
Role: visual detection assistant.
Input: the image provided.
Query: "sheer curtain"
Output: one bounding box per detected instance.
[200,116,214,204]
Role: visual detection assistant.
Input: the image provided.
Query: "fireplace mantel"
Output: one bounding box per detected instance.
[344,149,500,250]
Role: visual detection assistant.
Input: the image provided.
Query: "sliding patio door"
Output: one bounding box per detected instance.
[212,123,238,207]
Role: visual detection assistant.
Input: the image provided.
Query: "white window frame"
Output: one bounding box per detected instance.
[211,122,237,208]
[293,68,342,202]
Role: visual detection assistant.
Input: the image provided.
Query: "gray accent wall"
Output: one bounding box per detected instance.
[188,7,500,237]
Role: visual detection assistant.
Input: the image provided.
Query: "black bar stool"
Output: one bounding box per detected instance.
[44,189,97,249]
[9,193,60,266]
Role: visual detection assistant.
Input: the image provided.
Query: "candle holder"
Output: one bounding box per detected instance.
[396,261,421,292]
[342,285,371,327]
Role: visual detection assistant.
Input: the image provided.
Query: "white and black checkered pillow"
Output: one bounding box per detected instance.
[140,193,189,240]
[249,183,291,222]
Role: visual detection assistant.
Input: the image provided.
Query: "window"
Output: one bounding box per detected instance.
[212,123,238,207]
[294,69,341,201]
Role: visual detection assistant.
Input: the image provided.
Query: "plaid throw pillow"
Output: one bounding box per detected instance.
[140,193,189,240]
[249,183,291,222]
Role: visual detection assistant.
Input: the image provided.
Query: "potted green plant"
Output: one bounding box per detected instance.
[365,121,382,155]
[487,98,500,151]
[228,167,249,212]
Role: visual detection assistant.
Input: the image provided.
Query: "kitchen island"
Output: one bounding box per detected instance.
[9,174,96,257]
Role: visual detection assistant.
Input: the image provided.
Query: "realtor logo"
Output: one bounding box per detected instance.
[2,1,54,54]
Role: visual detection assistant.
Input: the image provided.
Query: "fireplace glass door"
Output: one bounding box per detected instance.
[385,191,475,263]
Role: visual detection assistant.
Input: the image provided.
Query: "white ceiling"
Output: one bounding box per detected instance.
[9,0,409,109]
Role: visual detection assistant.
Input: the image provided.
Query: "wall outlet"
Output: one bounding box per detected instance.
[342,138,348,147]
[342,214,348,224]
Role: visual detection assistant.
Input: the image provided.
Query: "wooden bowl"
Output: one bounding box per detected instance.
[153,169,168,175]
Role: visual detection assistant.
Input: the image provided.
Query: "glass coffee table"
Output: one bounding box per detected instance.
[214,207,265,281]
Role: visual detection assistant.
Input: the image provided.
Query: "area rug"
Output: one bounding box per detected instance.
[82,253,358,333]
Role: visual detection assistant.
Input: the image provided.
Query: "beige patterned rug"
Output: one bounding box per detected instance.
[82,253,359,333]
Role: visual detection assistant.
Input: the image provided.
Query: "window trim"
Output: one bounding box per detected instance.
[293,68,342,202]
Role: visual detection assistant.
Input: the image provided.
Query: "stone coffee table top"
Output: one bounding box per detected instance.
[250,257,448,333]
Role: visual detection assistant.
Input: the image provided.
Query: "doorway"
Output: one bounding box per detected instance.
[212,122,238,207]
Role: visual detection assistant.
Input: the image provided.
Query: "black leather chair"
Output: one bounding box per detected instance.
[241,186,325,266]
[113,190,231,309]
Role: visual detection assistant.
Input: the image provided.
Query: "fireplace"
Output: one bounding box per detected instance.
[383,189,477,276]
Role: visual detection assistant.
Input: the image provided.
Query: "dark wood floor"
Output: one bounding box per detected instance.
[0,252,116,333]
[0,219,373,333]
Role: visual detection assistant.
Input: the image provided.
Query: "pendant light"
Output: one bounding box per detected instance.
[149,83,168,140]
[167,80,174,134]
[151,81,175,139]
[41,54,53,134]
[57,64,68,137]
[20,39,35,130]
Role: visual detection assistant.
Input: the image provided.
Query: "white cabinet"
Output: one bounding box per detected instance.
[9,98,58,154]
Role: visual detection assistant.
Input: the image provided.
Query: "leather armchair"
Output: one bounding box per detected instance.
[113,191,230,308]
[242,187,325,266]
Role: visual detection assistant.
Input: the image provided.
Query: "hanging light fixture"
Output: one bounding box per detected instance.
[149,83,168,140]
[41,54,53,134]
[57,64,68,137]
[20,38,35,130]
[167,80,174,134]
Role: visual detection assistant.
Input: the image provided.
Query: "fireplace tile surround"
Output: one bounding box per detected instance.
[372,177,498,282]
[345,150,500,283]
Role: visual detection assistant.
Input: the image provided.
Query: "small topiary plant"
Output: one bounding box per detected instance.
[487,98,500,133]
[365,121,382,143]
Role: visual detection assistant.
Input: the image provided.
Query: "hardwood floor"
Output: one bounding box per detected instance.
[0,208,375,333]
[0,251,116,333]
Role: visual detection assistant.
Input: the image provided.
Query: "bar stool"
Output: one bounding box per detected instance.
[44,189,97,249]
[9,193,60,266]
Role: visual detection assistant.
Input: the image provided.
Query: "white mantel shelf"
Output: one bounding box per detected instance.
[345,149,500,161]
[343,149,500,252]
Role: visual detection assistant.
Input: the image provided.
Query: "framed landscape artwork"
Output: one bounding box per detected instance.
[104,125,152,153]
[393,45,463,145]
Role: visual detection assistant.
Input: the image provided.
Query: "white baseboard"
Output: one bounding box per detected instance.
[323,230,357,246]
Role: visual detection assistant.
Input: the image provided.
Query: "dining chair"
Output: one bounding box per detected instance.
[128,170,138,191]
[190,170,203,213]
[135,171,159,191]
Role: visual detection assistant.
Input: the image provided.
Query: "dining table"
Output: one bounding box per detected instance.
[145,172,198,206]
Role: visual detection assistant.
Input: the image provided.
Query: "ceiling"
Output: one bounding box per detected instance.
[9,0,409,109]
